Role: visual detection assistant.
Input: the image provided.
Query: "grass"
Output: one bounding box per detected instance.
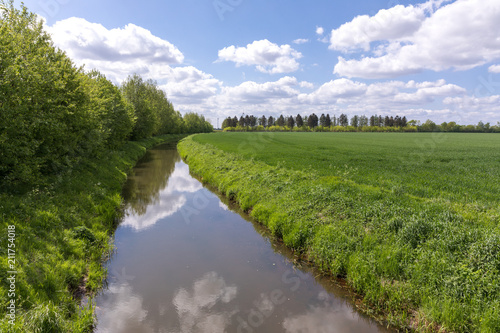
[179,132,500,332]
[0,134,185,332]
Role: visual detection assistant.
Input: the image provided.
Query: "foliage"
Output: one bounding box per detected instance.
[0,1,89,185]
[180,132,500,332]
[0,134,185,332]
[0,1,211,190]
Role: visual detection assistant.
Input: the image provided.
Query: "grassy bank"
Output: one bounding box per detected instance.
[0,134,185,332]
[178,133,500,332]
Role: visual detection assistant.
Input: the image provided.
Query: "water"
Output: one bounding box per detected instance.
[94,143,393,333]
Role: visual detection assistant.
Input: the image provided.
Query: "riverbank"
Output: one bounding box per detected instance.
[0,134,185,332]
[178,134,500,333]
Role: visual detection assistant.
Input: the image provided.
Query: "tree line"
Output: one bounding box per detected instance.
[0,1,212,187]
[221,113,500,133]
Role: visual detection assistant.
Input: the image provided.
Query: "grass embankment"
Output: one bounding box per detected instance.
[178,133,500,332]
[0,134,185,332]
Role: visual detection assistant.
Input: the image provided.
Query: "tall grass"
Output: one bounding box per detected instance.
[179,133,500,332]
[0,134,185,332]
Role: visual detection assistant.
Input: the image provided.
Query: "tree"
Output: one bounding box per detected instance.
[249,115,257,128]
[268,116,275,127]
[0,2,90,183]
[259,115,267,127]
[401,116,407,128]
[339,114,348,127]
[296,114,303,127]
[308,113,318,128]
[221,117,232,129]
[83,70,135,149]
[350,115,359,128]
[287,116,295,129]
[325,114,331,127]
[121,75,158,139]
[277,115,285,127]
[359,115,368,127]
[319,114,326,127]
[238,116,245,127]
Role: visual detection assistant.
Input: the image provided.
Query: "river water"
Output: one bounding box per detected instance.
[94,143,393,333]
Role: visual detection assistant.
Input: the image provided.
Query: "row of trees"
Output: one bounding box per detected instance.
[222,114,408,129]
[0,2,212,186]
[221,114,500,133]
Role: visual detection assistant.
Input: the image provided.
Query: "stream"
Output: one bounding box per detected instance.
[94,142,393,333]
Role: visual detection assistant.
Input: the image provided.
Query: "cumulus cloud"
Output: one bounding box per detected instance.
[158,66,222,103]
[293,38,309,44]
[217,39,302,74]
[489,65,500,73]
[47,17,183,79]
[329,3,432,52]
[316,26,324,35]
[298,79,367,104]
[218,76,300,104]
[444,95,500,110]
[333,0,500,78]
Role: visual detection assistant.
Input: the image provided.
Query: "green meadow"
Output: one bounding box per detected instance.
[179,132,500,332]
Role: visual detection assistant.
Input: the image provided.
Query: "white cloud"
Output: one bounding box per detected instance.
[333,0,500,78]
[444,95,500,110]
[394,83,466,104]
[316,26,324,35]
[122,163,202,231]
[218,76,300,104]
[298,79,367,104]
[217,39,302,74]
[329,3,431,52]
[47,17,183,80]
[293,38,309,44]
[158,66,222,104]
[489,65,500,73]
[172,272,237,333]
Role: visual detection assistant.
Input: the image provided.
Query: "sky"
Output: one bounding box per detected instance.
[15,0,500,126]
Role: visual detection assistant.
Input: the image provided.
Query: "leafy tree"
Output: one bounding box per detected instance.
[83,70,135,149]
[0,1,90,184]
[339,114,348,127]
[350,115,359,128]
[308,113,318,128]
[296,114,303,127]
[120,75,158,139]
[319,114,326,127]
[277,115,285,127]
[287,116,295,129]
[238,116,245,127]
[359,115,368,127]
[222,117,232,129]
[249,115,257,127]
[325,114,331,127]
[268,116,275,127]
[183,112,213,133]
[259,115,267,127]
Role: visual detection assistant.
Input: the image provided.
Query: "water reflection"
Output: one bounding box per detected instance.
[122,146,180,216]
[95,145,393,333]
[121,146,201,231]
[171,272,238,333]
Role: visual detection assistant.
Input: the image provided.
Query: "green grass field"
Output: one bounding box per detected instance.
[180,132,500,332]
[193,132,500,208]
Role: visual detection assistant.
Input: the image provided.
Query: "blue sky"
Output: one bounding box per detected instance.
[16,0,500,126]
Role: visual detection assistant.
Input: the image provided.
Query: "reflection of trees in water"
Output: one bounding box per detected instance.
[122,145,180,216]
